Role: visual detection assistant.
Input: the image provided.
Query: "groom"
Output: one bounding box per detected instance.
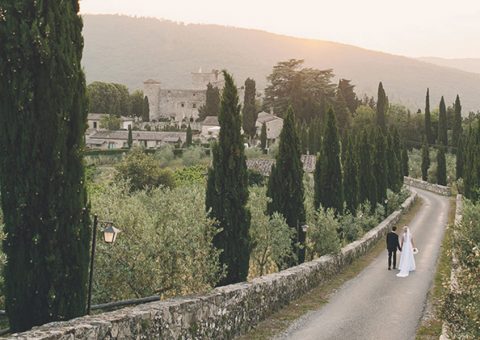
[386,226,402,270]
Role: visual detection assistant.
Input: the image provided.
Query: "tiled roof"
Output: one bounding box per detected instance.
[246,154,317,176]
[256,112,283,124]
[87,113,133,122]
[89,130,186,142]
[202,116,219,126]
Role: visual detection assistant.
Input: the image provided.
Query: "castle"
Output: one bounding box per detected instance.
[143,69,225,122]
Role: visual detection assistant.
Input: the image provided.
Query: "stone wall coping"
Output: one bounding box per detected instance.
[404,176,451,196]
[9,191,418,340]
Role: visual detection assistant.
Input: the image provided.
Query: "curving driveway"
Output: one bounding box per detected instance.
[280,187,450,340]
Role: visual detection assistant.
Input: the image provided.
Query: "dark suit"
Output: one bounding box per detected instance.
[386,231,401,269]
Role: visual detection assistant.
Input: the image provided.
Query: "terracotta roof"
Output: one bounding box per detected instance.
[246,154,317,176]
[144,79,160,84]
[256,112,283,124]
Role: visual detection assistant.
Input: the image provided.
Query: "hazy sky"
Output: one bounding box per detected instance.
[80,0,480,58]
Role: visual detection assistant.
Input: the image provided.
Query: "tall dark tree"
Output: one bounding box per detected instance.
[392,128,404,191]
[314,108,344,213]
[338,79,358,113]
[0,1,91,331]
[456,134,464,179]
[421,139,430,181]
[143,96,150,122]
[206,71,250,286]
[267,107,306,265]
[373,129,388,203]
[386,131,400,192]
[463,122,480,201]
[358,131,377,207]
[260,122,267,150]
[186,124,193,147]
[308,118,322,155]
[376,82,387,131]
[424,89,433,144]
[438,96,448,146]
[242,78,257,138]
[402,144,409,177]
[343,136,359,214]
[127,125,133,148]
[334,89,352,136]
[299,124,309,154]
[452,95,463,149]
[437,146,447,186]
[198,83,221,121]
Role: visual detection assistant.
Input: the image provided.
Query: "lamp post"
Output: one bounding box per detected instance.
[87,214,121,314]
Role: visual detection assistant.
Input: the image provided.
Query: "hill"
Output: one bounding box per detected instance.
[418,57,480,75]
[82,14,480,113]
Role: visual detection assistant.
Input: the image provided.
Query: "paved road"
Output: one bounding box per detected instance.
[281,188,450,340]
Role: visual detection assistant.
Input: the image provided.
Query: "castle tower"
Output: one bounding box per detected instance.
[143,79,161,121]
[191,69,225,90]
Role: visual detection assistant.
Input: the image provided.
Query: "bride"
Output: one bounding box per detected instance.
[397,226,416,277]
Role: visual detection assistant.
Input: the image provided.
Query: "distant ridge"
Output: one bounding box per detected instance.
[418,57,480,75]
[82,14,480,113]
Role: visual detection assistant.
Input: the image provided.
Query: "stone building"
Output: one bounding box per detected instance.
[86,130,186,150]
[255,111,284,144]
[144,69,225,123]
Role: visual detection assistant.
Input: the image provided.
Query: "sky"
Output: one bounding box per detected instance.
[79,0,480,59]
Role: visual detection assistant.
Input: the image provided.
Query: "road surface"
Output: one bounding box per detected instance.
[280,188,450,340]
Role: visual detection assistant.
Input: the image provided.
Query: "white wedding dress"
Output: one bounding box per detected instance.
[397,228,416,277]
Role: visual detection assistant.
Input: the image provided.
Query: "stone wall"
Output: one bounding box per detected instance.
[404,176,451,196]
[9,193,417,340]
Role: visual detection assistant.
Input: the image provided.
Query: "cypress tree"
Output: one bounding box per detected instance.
[267,107,306,265]
[402,145,409,177]
[314,108,344,213]
[386,130,400,192]
[338,79,358,113]
[206,71,250,285]
[260,122,267,150]
[334,88,352,136]
[392,128,404,190]
[343,136,359,214]
[242,78,257,138]
[463,122,480,200]
[425,89,433,144]
[198,83,220,121]
[376,82,387,131]
[438,96,448,146]
[456,134,464,179]
[186,124,192,147]
[143,96,150,122]
[437,146,447,186]
[128,125,133,148]
[452,95,463,149]
[421,139,430,181]
[300,124,309,154]
[373,128,388,204]
[0,1,91,331]
[358,131,377,207]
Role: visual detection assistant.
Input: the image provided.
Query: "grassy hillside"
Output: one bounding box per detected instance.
[419,57,480,75]
[82,14,480,113]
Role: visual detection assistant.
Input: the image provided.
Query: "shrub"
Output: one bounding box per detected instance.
[247,169,265,186]
[154,144,175,167]
[306,208,341,260]
[173,165,207,186]
[182,146,208,167]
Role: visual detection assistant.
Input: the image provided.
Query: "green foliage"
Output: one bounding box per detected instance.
[314,108,344,213]
[100,114,121,130]
[181,146,209,167]
[376,82,387,131]
[264,59,335,122]
[0,1,91,331]
[248,186,294,276]
[358,131,377,208]
[186,124,193,147]
[352,105,375,134]
[338,79,358,114]
[198,83,220,121]
[306,208,341,260]
[267,107,306,265]
[452,95,463,148]
[87,81,131,116]
[401,145,409,177]
[438,96,448,146]
[308,118,323,154]
[463,121,480,200]
[442,199,480,339]
[116,148,175,191]
[247,169,266,186]
[421,140,430,181]
[242,78,257,138]
[154,144,176,166]
[143,96,150,122]
[206,71,251,285]
[373,129,388,203]
[130,90,145,117]
[437,146,447,186]
[127,125,133,148]
[334,88,352,136]
[245,147,264,159]
[173,165,207,186]
[456,134,464,179]
[89,180,222,303]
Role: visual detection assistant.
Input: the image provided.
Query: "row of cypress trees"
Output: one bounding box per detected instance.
[459,120,480,201]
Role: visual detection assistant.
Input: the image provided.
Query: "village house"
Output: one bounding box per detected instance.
[255,111,284,144]
[87,113,135,131]
[86,130,186,150]
[200,116,220,139]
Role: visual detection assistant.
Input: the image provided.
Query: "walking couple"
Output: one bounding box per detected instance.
[386,226,417,277]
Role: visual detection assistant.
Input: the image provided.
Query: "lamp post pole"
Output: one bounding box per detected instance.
[87,214,98,315]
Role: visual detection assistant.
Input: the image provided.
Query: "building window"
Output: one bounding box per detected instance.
[93,122,97,129]
[193,103,197,108]
[193,93,196,97]
[181,103,185,108]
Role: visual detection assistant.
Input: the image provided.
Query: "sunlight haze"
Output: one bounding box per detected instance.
[79,0,480,58]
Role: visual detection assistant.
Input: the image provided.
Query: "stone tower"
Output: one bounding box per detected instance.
[143,79,161,121]
[191,69,224,90]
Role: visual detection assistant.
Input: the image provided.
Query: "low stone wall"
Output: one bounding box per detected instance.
[439,194,462,340]
[404,177,451,196]
[9,192,417,340]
